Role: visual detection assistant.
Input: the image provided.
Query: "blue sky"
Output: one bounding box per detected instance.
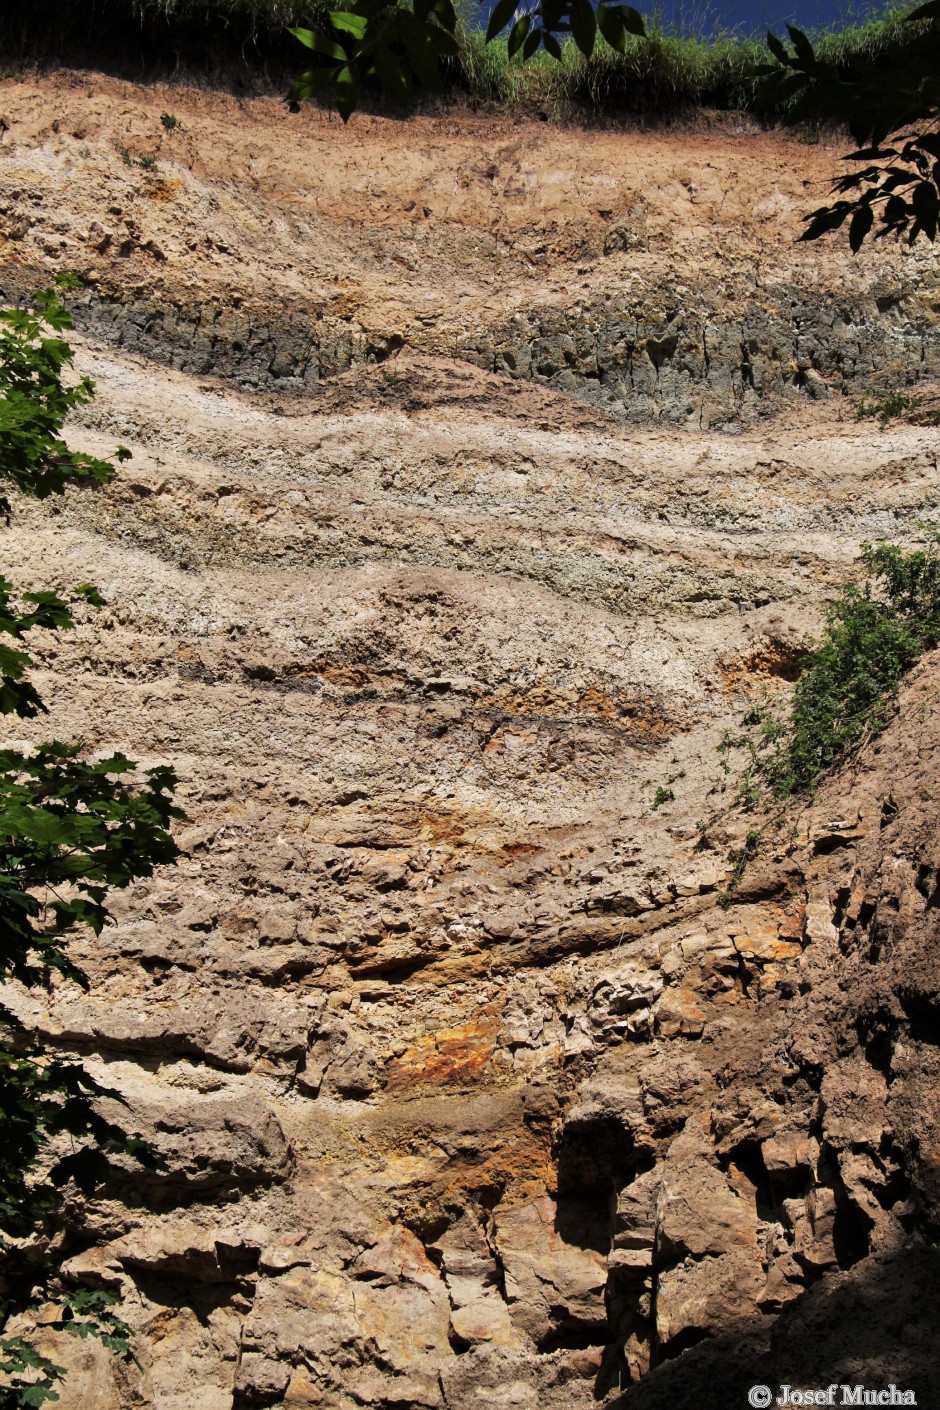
[647,0,892,36]
[475,0,897,40]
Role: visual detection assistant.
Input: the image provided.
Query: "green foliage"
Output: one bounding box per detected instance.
[0,286,128,517]
[160,110,179,128]
[855,389,916,425]
[0,288,180,1407]
[288,0,463,120]
[119,146,158,170]
[717,828,759,908]
[287,0,646,119]
[482,0,646,64]
[725,537,940,804]
[651,784,674,808]
[0,741,180,991]
[0,1294,136,1408]
[854,389,940,426]
[0,1337,63,1408]
[764,4,940,247]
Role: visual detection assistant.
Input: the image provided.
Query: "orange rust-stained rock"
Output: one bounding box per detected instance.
[717,641,809,695]
[384,1012,501,1091]
[656,986,708,1038]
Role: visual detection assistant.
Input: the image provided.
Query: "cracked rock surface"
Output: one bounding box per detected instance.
[1,72,939,1409]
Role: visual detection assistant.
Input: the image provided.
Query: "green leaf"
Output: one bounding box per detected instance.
[542,29,563,59]
[0,805,73,848]
[598,3,644,46]
[430,0,458,32]
[597,3,626,51]
[522,26,542,59]
[569,0,597,56]
[71,583,106,608]
[329,10,368,38]
[785,24,815,65]
[335,64,359,122]
[507,13,531,58]
[620,6,646,36]
[765,30,789,64]
[289,28,348,62]
[486,0,518,43]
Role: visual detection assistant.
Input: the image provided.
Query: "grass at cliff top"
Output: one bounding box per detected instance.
[0,0,918,118]
[453,3,912,113]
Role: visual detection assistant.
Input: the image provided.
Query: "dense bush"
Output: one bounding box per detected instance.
[726,537,940,803]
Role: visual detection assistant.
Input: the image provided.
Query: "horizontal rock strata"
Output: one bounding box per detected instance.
[0,73,938,1410]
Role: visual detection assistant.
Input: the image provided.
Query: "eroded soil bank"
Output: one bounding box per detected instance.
[1,74,939,1409]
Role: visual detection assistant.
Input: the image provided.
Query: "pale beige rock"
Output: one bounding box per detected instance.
[495,1197,609,1345]
[655,1249,765,1349]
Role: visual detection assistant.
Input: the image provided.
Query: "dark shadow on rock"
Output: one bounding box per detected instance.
[605,1245,940,1409]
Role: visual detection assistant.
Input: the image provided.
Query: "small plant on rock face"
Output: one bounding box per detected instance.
[117,146,157,171]
[717,828,760,908]
[855,389,940,429]
[855,390,915,426]
[159,111,178,130]
[652,785,674,809]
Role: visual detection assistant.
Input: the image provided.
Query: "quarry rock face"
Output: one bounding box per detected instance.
[1,73,939,1408]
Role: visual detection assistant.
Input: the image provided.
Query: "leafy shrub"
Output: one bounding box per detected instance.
[0,284,181,1407]
[726,536,940,800]
[854,389,940,427]
[855,389,915,425]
